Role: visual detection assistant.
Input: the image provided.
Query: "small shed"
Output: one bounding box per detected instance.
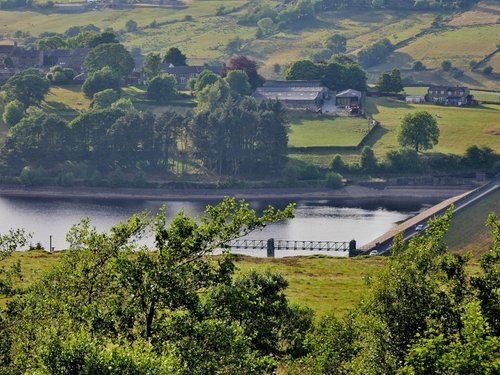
[336,89,362,107]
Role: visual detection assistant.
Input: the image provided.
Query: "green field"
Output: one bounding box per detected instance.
[365,97,500,156]
[445,188,500,258]
[288,112,370,148]
[0,250,384,316]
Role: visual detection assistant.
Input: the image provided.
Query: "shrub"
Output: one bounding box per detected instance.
[2,99,25,127]
[329,154,346,173]
[325,172,343,188]
[441,60,452,72]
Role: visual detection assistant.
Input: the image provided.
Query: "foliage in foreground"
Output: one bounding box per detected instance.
[0,198,314,374]
[1,205,499,374]
[291,209,500,374]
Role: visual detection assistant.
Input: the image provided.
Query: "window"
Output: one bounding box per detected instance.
[179,76,186,84]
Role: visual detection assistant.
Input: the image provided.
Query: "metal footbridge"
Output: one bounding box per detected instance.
[226,238,354,257]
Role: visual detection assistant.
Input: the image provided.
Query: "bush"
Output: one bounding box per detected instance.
[325,172,343,188]
[125,19,138,32]
[19,165,50,186]
[329,154,346,173]
[483,66,493,75]
[441,60,452,72]
[2,99,25,127]
[299,165,320,180]
[92,88,120,108]
[413,61,426,71]
[360,146,378,172]
[384,149,424,173]
[282,164,299,185]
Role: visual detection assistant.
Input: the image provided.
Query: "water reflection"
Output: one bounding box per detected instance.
[0,196,419,257]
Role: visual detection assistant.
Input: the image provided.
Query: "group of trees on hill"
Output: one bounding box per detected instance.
[0,200,498,373]
[284,55,367,92]
[0,91,289,179]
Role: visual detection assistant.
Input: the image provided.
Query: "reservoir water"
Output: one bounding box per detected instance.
[0,196,424,257]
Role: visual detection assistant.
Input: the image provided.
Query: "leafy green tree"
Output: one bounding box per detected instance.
[376,72,392,93]
[91,88,120,108]
[84,43,134,78]
[329,154,346,173]
[5,110,69,164]
[390,68,403,92]
[398,111,439,152]
[257,17,276,36]
[441,60,452,71]
[82,66,121,99]
[146,74,177,103]
[324,34,347,54]
[225,36,243,55]
[360,146,377,171]
[36,36,67,50]
[3,69,50,107]
[125,19,138,32]
[206,270,313,357]
[143,53,161,82]
[3,56,14,69]
[402,299,500,374]
[2,99,25,127]
[284,60,321,80]
[0,198,294,372]
[0,228,30,296]
[224,69,251,96]
[163,47,187,66]
[325,172,343,188]
[413,60,426,71]
[225,55,265,89]
[194,69,219,92]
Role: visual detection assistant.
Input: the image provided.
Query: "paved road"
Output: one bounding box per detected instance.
[359,176,500,256]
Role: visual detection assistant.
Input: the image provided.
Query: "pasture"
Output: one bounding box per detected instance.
[365,97,500,156]
[288,112,370,148]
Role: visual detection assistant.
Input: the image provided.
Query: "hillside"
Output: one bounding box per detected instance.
[0,1,498,88]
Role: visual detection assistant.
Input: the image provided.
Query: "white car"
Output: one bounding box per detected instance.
[369,250,379,256]
[415,224,425,233]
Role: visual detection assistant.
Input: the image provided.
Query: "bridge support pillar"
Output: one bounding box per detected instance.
[267,238,275,258]
[349,239,357,257]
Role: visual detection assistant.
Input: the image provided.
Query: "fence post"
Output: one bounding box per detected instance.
[267,238,275,258]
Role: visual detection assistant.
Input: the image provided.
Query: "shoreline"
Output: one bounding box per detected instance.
[0,184,475,204]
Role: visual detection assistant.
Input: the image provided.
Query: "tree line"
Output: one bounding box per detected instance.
[0,93,288,181]
[0,199,498,373]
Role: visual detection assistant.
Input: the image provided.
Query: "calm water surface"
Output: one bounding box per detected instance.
[0,196,424,257]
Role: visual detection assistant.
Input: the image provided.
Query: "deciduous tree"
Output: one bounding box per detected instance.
[398,111,439,152]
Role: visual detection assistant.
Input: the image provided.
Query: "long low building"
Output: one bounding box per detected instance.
[253,80,329,109]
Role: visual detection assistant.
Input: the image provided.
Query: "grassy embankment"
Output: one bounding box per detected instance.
[445,188,500,258]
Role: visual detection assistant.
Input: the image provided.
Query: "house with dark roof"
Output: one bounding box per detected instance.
[43,48,91,73]
[252,80,329,109]
[426,86,473,106]
[159,64,224,90]
[0,41,43,69]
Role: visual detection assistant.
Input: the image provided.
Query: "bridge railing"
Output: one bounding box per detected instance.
[226,238,352,256]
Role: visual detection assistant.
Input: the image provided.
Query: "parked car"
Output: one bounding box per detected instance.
[369,250,379,256]
[415,224,425,233]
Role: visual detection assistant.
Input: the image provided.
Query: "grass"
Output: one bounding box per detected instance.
[288,112,370,148]
[0,248,487,317]
[0,250,384,316]
[397,25,499,71]
[445,188,500,258]
[365,97,500,156]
